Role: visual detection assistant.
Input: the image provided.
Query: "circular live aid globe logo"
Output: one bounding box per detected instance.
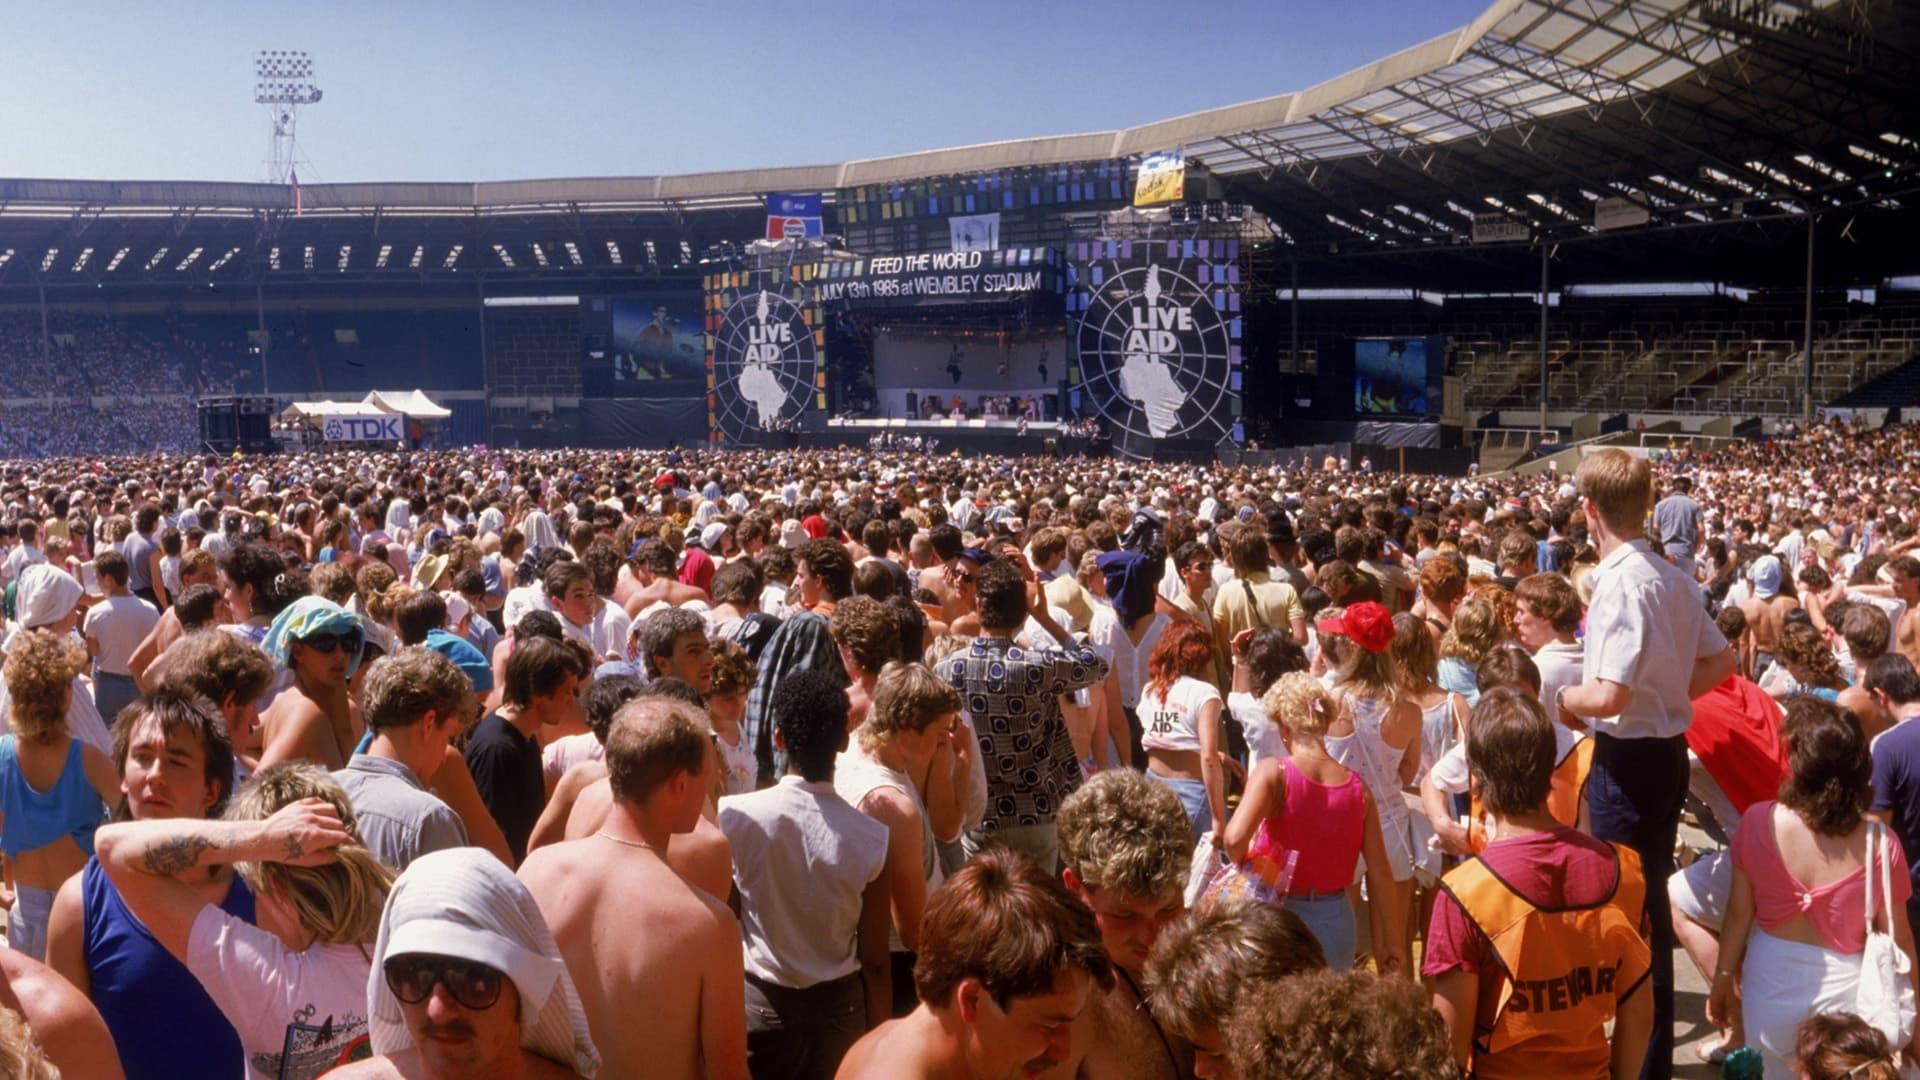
[711,289,818,440]
[1075,260,1233,443]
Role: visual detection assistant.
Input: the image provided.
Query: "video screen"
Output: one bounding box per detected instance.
[610,294,704,382]
[1353,336,1441,417]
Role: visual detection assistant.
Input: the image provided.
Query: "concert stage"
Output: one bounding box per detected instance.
[725,416,1107,456]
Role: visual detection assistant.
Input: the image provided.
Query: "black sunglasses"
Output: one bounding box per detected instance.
[299,632,363,655]
[383,954,505,1011]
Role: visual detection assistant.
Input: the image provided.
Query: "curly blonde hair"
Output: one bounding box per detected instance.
[1440,596,1501,666]
[707,636,756,698]
[1263,671,1337,738]
[2,630,86,743]
[1056,770,1192,901]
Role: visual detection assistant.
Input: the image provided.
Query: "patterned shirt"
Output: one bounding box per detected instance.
[940,634,1109,831]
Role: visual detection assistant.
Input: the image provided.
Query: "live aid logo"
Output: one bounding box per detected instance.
[744,319,795,364]
[1123,303,1194,357]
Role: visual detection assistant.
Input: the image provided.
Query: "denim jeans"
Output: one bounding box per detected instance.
[1284,894,1356,971]
[1146,770,1211,841]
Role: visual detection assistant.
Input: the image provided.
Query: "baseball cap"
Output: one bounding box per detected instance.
[1315,600,1396,654]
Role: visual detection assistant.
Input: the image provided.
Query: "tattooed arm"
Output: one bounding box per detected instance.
[93,797,353,962]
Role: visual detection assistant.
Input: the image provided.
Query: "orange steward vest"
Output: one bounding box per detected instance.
[1468,737,1595,850]
[1440,841,1647,1079]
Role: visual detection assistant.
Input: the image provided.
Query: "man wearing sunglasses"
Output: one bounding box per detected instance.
[333,847,600,1080]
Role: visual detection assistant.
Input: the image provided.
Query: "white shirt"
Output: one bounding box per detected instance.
[1582,538,1728,739]
[501,583,548,633]
[1141,675,1222,754]
[1228,690,1282,772]
[83,594,160,675]
[1,544,45,586]
[561,600,630,661]
[1531,639,1585,723]
[186,905,372,1079]
[718,776,888,988]
[541,731,605,786]
[1088,606,1169,710]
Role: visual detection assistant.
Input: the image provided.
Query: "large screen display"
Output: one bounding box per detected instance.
[610,294,705,382]
[1353,336,1443,417]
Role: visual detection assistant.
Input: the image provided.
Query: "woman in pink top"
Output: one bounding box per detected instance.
[1222,672,1403,974]
[1708,696,1919,1077]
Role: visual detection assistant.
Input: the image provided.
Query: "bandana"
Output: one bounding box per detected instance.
[1097,550,1161,626]
[262,596,367,678]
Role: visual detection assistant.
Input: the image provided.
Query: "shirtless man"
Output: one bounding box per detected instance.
[0,948,124,1078]
[519,697,748,1079]
[1736,555,1797,676]
[1042,770,1193,1079]
[837,850,1111,1080]
[618,538,708,619]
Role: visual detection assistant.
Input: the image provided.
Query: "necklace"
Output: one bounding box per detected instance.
[595,831,664,854]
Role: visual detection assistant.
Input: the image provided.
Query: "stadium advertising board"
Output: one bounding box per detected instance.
[1068,237,1241,445]
[322,413,404,442]
[765,193,824,239]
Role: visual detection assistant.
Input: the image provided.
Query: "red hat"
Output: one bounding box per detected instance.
[1315,601,1395,654]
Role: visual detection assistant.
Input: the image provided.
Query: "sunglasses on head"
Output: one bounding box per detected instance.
[383,953,506,1011]
[298,632,362,655]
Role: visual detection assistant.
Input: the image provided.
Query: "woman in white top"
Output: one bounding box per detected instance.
[1140,621,1226,842]
[1316,601,1423,960]
[1226,625,1309,773]
[1389,609,1468,883]
[833,662,962,1017]
[96,760,393,1079]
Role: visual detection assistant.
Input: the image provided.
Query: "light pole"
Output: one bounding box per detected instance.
[253,50,322,187]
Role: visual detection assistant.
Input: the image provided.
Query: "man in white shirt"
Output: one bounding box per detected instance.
[81,550,159,725]
[2,519,46,587]
[718,669,890,1076]
[1513,571,1584,715]
[1554,448,1735,1077]
[543,559,628,662]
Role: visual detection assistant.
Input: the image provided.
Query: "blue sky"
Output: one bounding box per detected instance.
[1,1,1489,183]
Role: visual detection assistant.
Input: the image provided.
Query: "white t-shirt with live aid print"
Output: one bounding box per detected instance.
[186,905,374,1079]
[1141,675,1223,755]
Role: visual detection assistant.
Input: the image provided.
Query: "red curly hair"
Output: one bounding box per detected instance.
[1147,621,1216,704]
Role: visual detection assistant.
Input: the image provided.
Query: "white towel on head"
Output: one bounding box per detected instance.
[367,847,601,1077]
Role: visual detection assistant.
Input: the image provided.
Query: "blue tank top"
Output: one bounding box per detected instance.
[0,736,104,857]
[82,856,256,1080]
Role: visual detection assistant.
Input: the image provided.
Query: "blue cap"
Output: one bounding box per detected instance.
[424,628,493,694]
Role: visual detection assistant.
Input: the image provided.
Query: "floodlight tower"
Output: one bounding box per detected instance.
[254,50,321,185]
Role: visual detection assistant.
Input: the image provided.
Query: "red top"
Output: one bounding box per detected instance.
[1730,801,1911,955]
[1687,675,1789,816]
[1252,757,1366,894]
[1423,828,1627,982]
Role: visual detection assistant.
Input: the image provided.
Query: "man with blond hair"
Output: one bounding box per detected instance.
[1047,769,1194,1078]
[1554,447,1734,1078]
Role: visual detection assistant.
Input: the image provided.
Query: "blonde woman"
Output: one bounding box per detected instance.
[96,762,394,1079]
[0,631,119,960]
[1222,672,1403,974]
[1437,595,1501,704]
[1317,601,1422,972]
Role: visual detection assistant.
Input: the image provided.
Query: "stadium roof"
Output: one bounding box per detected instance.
[0,0,1914,287]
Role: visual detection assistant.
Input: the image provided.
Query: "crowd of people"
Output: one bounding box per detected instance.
[0,314,243,455]
[0,422,1912,1076]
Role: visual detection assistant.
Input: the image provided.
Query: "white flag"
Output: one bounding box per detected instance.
[949,213,1000,252]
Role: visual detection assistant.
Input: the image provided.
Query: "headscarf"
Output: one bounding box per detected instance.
[12,564,83,633]
[521,510,561,556]
[262,596,367,679]
[1098,550,1161,626]
[368,848,601,1077]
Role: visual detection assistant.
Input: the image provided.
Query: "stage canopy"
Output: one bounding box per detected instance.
[281,390,450,422]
